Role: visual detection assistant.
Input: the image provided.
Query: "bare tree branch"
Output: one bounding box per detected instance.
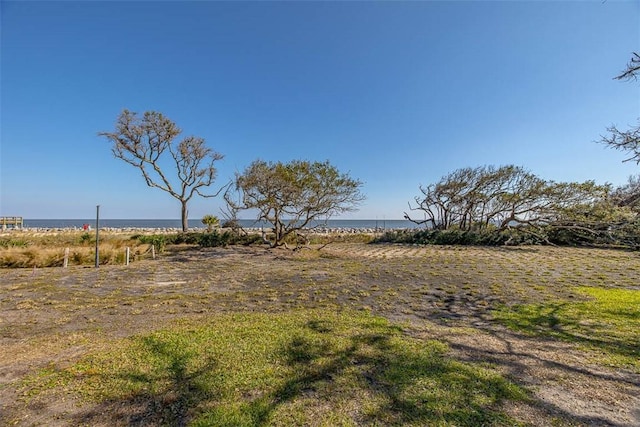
[99,109,224,231]
[615,52,640,81]
[600,53,640,165]
[601,122,640,164]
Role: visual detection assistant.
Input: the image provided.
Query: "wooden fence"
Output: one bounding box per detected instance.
[1,217,23,229]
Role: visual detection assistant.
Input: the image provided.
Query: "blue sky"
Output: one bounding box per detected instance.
[1,1,639,220]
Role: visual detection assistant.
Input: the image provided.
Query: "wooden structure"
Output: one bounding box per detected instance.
[1,216,23,229]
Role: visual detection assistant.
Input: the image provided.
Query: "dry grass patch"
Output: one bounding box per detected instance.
[0,232,152,267]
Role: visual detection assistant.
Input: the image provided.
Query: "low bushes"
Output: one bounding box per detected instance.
[134,231,263,249]
[374,228,543,246]
[374,224,640,248]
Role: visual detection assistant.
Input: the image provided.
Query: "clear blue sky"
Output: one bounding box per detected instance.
[1,1,639,220]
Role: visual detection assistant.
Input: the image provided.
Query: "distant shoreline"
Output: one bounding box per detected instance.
[6,219,421,232]
[0,226,412,235]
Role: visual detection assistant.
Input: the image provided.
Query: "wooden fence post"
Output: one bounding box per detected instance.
[125,247,130,266]
[63,247,69,268]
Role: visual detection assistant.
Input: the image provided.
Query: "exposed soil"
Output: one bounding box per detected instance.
[1,243,639,426]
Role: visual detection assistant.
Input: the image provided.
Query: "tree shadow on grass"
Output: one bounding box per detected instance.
[196,319,525,426]
[63,314,558,426]
[73,335,218,426]
[447,324,640,427]
[407,286,640,370]
[496,303,640,364]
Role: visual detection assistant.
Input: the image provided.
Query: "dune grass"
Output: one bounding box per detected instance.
[20,310,527,426]
[0,232,151,267]
[0,231,375,268]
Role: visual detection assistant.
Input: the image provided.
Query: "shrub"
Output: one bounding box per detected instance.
[171,233,201,245]
[373,228,546,246]
[201,214,220,232]
[197,231,264,247]
[0,238,30,248]
[136,235,169,252]
[197,231,231,247]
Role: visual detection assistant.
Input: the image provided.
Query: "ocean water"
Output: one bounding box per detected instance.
[22,219,421,230]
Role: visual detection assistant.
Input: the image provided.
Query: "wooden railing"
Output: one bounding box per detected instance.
[1,216,23,229]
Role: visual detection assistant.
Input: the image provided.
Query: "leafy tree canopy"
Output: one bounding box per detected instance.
[226,160,365,248]
[406,165,639,247]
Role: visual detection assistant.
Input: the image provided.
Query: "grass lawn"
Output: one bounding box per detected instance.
[23,311,525,426]
[494,286,640,372]
[1,238,639,426]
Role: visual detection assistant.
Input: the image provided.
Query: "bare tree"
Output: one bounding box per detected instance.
[99,109,224,232]
[226,160,365,248]
[601,121,640,164]
[601,53,640,164]
[615,52,640,81]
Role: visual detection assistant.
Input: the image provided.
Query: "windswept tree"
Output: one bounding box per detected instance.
[590,53,640,247]
[405,165,549,231]
[405,165,615,235]
[226,160,365,248]
[99,110,224,232]
[601,52,640,164]
[611,174,640,210]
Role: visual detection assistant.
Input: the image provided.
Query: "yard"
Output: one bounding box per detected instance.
[1,241,639,426]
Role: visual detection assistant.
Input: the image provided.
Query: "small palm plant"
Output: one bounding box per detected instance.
[201,214,220,232]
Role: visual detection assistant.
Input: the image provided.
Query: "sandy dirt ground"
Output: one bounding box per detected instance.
[1,243,639,426]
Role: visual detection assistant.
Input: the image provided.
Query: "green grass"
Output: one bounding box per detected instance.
[21,310,527,426]
[494,286,640,371]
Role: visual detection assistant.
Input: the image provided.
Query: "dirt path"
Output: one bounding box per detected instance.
[1,244,639,426]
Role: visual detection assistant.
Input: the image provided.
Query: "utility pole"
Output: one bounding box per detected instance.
[95,205,100,268]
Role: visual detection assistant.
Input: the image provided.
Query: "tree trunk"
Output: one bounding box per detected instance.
[181,201,189,232]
